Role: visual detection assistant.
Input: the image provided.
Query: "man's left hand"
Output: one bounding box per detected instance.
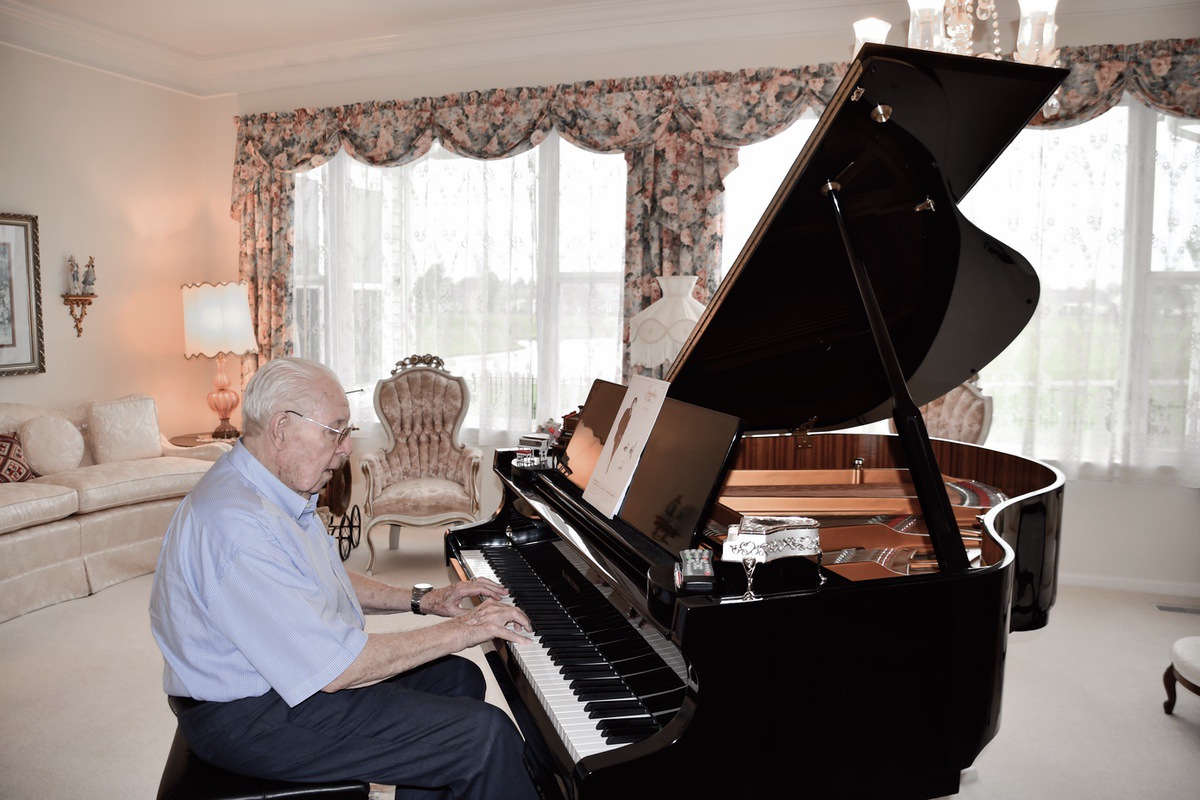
[422,577,509,617]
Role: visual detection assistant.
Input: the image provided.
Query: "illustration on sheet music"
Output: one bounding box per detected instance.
[583,375,668,518]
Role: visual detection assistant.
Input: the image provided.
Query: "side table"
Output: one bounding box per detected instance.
[169,433,225,447]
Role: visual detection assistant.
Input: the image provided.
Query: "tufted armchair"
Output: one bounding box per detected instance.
[893,374,993,445]
[358,355,482,573]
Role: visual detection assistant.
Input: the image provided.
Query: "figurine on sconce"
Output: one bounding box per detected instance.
[68,255,82,295]
[62,255,97,337]
[82,256,96,295]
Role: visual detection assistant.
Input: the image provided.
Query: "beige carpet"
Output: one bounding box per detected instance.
[1,525,1198,800]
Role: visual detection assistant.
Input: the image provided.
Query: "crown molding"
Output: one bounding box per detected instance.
[3,0,1196,98]
[0,0,857,97]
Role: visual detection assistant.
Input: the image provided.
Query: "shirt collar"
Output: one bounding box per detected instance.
[228,439,317,522]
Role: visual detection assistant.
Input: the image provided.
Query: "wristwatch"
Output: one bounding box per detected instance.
[411,583,433,615]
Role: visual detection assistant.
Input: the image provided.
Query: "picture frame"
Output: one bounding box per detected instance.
[0,213,45,376]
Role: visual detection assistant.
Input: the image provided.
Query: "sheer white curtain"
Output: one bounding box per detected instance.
[962,97,1200,486]
[293,131,626,445]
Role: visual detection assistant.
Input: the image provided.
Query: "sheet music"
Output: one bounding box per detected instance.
[583,375,668,517]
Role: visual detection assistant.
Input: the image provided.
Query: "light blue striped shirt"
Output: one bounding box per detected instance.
[149,441,367,707]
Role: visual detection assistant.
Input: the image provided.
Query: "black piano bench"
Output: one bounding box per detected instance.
[157,725,371,800]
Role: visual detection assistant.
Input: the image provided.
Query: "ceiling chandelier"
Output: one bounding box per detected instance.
[852,0,1061,64]
[854,1,1061,113]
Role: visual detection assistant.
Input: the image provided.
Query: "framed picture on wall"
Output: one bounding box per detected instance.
[0,213,45,376]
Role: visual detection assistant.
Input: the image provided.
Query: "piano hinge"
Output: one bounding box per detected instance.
[915,196,936,212]
[793,416,818,449]
[851,86,866,102]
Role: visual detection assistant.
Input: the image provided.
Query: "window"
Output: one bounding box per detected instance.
[721,112,818,275]
[293,132,626,444]
[962,98,1199,484]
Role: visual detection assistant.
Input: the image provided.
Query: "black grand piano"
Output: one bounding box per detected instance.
[446,44,1068,800]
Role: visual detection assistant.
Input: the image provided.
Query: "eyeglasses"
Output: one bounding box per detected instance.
[285,410,358,445]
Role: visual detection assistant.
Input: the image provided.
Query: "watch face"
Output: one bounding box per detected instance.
[414,583,433,592]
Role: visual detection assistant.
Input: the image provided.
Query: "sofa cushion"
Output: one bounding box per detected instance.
[32,456,210,514]
[0,433,33,482]
[88,395,163,463]
[18,416,86,475]
[0,481,79,534]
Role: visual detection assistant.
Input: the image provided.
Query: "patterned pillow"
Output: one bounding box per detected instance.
[0,432,33,482]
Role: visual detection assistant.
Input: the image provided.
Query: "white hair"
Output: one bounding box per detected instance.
[242,357,343,436]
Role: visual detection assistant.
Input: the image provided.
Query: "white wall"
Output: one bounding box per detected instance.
[1060,481,1200,596]
[2,2,1198,597]
[0,45,243,435]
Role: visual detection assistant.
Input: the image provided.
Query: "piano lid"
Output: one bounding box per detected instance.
[666,45,1068,433]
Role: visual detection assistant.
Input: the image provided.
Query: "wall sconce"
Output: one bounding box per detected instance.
[61,255,96,337]
[182,281,259,439]
[853,18,892,54]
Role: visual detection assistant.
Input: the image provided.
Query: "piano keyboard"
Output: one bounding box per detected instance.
[459,541,688,764]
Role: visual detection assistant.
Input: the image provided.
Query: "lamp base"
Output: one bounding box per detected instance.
[211,419,240,440]
[206,353,242,441]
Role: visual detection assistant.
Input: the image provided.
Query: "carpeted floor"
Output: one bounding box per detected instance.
[1,525,1198,800]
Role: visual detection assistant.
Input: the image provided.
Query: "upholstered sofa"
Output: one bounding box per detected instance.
[0,394,230,623]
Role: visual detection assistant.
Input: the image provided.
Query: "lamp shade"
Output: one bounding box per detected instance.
[906,0,944,51]
[181,282,258,358]
[1016,0,1059,64]
[629,275,705,368]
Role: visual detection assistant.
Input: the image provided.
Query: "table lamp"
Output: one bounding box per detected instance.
[629,275,705,368]
[181,282,259,439]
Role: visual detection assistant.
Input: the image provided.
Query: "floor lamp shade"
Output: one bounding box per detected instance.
[181,282,258,439]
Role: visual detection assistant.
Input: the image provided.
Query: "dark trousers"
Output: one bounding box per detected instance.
[172,655,539,800]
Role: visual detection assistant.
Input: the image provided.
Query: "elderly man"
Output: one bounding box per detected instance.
[149,357,538,800]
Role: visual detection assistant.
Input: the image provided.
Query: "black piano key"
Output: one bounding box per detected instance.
[602,729,659,745]
[574,685,635,702]
[584,699,645,716]
[568,676,625,691]
[559,662,614,676]
[597,719,660,737]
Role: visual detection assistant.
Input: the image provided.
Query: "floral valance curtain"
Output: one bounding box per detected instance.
[231,65,847,380]
[1032,37,1200,126]
[230,38,1199,382]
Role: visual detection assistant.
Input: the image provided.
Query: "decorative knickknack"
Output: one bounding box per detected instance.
[628,275,706,368]
[62,255,97,337]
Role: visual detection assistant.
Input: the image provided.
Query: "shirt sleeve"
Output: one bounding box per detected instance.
[206,540,368,707]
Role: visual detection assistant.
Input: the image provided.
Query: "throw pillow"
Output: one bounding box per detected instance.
[88,395,163,463]
[0,432,33,482]
[18,415,86,475]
